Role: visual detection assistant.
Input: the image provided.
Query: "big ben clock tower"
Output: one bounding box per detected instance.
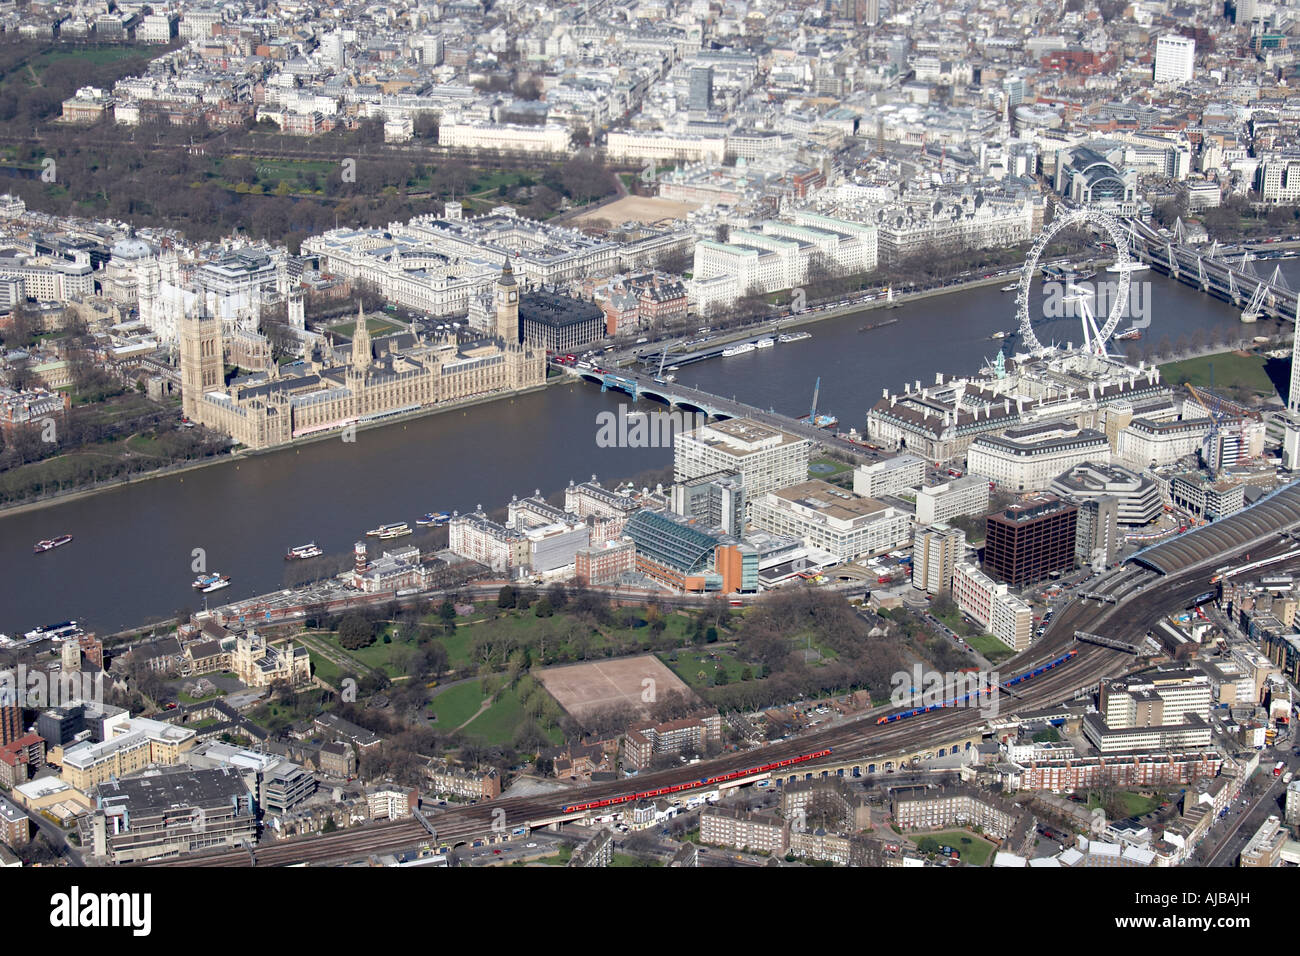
[495,258,520,345]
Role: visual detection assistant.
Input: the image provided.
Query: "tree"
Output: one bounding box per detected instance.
[338,614,376,650]
[497,585,517,609]
[534,597,553,617]
[439,598,458,633]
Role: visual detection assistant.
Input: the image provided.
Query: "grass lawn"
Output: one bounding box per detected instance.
[308,651,342,687]
[1085,790,1163,818]
[809,457,853,478]
[316,630,412,677]
[964,633,1017,664]
[610,852,662,867]
[909,829,996,867]
[1159,351,1278,397]
[428,679,490,731]
[659,647,753,689]
[934,608,981,639]
[330,317,405,340]
[178,688,225,705]
[460,684,563,747]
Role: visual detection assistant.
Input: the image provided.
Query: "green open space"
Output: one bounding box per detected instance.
[428,678,562,747]
[459,684,563,747]
[659,647,753,689]
[427,679,490,730]
[330,317,405,340]
[1159,351,1278,397]
[909,829,996,866]
[1084,790,1164,818]
[963,633,1016,664]
[307,651,342,687]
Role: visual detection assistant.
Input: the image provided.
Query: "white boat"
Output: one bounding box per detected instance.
[755,337,775,348]
[202,576,231,593]
[1106,261,1150,274]
[378,524,413,539]
[721,343,756,357]
[1000,284,1019,292]
[778,331,811,343]
[286,543,323,559]
[990,331,1007,339]
[367,522,408,537]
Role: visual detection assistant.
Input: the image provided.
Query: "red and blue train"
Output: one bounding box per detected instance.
[876,648,1079,725]
[561,749,833,814]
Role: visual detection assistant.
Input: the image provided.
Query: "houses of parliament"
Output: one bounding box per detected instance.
[180,261,546,450]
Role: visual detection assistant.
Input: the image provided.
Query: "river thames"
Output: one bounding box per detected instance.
[0,270,1276,634]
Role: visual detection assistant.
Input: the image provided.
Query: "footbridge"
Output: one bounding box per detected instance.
[1123,218,1300,323]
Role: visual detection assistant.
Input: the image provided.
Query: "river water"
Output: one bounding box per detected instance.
[0,271,1265,635]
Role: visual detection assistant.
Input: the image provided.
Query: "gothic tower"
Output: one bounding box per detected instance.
[351,301,373,372]
[495,258,520,345]
[179,302,222,421]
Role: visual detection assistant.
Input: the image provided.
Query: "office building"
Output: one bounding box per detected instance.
[1050,462,1162,526]
[671,471,745,536]
[1154,36,1195,85]
[913,525,966,594]
[1168,472,1246,521]
[674,419,811,500]
[89,766,257,864]
[61,718,197,793]
[967,422,1111,492]
[748,480,913,563]
[983,496,1079,586]
[518,290,606,353]
[688,66,713,112]
[623,509,757,593]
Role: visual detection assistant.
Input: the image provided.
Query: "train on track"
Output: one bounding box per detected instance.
[876,648,1080,725]
[561,749,833,813]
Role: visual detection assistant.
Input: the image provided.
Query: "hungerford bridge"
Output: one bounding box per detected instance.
[1124,217,1300,324]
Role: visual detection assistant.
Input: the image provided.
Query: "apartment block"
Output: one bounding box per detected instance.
[854,454,926,498]
[425,759,502,801]
[912,524,966,595]
[915,475,991,525]
[952,562,1034,651]
[700,807,788,854]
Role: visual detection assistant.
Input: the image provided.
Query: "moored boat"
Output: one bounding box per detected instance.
[33,534,73,554]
